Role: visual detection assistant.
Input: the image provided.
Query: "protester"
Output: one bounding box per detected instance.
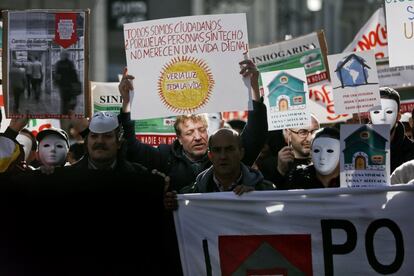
[164,128,275,211]
[182,128,274,193]
[285,127,340,189]
[369,87,414,172]
[118,58,268,192]
[257,115,320,189]
[54,50,80,114]
[36,128,70,168]
[16,128,37,166]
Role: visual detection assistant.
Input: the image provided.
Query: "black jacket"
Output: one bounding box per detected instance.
[390,121,414,173]
[285,164,339,190]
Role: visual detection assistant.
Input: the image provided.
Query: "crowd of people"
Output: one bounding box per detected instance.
[1,57,414,274]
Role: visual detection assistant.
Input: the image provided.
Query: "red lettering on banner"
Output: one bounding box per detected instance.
[309,85,350,122]
[354,23,387,59]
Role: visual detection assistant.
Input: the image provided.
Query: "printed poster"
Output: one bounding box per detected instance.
[385,1,414,67]
[328,50,381,114]
[124,14,250,120]
[308,84,351,124]
[344,8,388,60]
[2,10,90,119]
[261,67,310,130]
[91,82,176,146]
[340,124,390,188]
[250,31,329,89]
[3,10,89,119]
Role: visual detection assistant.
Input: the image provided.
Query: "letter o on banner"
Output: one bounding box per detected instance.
[365,219,404,274]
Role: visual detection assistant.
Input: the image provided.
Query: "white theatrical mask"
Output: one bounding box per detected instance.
[369,99,399,127]
[312,137,340,176]
[207,113,222,136]
[16,133,33,161]
[38,134,69,167]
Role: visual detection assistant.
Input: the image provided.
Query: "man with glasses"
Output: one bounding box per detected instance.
[267,115,320,189]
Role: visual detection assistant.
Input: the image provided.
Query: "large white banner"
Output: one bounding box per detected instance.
[385,1,414,67]
[175,186,414,275]
[124,14,250,120]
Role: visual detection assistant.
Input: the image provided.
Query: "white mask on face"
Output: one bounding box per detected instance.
[207,113,222,136]
[38,135,69,167]
[369,99,399,127]
[312,137,340,176]
[16,134,32,161]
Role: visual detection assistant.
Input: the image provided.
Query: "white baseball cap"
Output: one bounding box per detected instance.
[89,111,119,133]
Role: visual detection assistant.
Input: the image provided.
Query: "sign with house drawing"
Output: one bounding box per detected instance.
[261,67,310,130]
[328,50,381,114]
[340,124,390,188]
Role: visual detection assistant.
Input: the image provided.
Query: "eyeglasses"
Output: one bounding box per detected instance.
[289,129,318,138]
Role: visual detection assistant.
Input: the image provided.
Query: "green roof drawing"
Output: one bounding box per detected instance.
[267,72,306,108]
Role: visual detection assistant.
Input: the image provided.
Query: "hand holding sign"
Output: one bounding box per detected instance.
[118,68,135,113]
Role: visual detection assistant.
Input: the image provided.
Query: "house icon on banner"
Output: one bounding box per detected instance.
[334,53,373,88]
[343,125,387,171]
[267,72,306,112]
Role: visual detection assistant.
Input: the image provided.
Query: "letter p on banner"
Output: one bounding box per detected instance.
[54,13,78,48]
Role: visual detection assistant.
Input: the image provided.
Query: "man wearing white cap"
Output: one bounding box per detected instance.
[70,111,149,173]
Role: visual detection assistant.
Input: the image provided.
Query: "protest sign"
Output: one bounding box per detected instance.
[261,67,310,130]
[344,8,388,60]
[124,14,250,120]
[175,186,414,275]
[91,81,176,146]
[250,31,329,89]
[385,1,414,67]
[340,124,390,188]
[2,10,90,119]
[328,50,381,114]
[308,84,351,124]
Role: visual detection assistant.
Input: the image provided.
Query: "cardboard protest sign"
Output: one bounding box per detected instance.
[261,67,310,130]
[344,8,388,60]
[2,10,90,119]
[385,1,414,67]
[91,81,176,146]
[124,14,250,120]
[328,50,381,114]
[250,31,329,89]
[340,124,390,188]
[308,84,351,124]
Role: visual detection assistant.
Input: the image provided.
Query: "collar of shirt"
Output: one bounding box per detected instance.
[213,172,243,192]
[88,157,117,170]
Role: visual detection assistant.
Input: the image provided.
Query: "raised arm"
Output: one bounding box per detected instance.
[238,59,268,166]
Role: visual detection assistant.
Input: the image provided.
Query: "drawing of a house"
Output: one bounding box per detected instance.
[267,72,306,112]
[343,125,387,171]
[335,53,372,88]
